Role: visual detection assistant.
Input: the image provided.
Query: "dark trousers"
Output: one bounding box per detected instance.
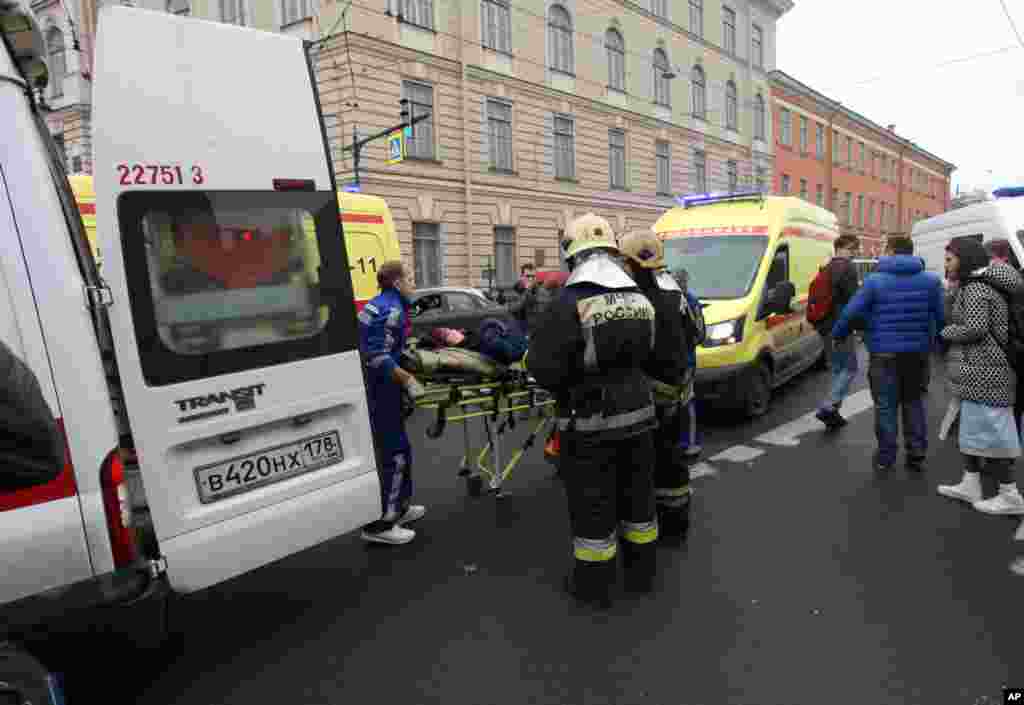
[867,353,929,467]
[562,430,658,600]
[965,455,1014,484]
[653,403,690,537]
[364,446,413,532]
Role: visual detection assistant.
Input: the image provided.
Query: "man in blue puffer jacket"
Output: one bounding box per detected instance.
[832,236,944,471]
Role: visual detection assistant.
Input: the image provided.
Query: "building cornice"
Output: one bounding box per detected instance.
[769,69,956,175]
[751,0,795,18]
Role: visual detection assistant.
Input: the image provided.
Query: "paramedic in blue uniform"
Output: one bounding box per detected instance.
[619,231,697,540]
[358,261,427,546]
[527,214,659,608]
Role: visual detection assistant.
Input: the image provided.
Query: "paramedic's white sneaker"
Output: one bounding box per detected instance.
[361,525,416,545]
[937,472,983,504]
[973,486,1024,515]
[397,504,427,526]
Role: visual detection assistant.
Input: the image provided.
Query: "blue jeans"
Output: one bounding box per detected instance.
[868,353,929,466]
[820,337,859,412]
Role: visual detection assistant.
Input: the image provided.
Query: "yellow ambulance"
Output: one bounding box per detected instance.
[69,175,400,308]
[654,192,839,417]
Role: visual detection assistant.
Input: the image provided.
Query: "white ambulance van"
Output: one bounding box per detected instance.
[912,188,1024,281]
[1,5,380,699]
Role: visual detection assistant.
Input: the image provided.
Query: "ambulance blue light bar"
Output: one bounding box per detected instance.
[676,190,764,209]
[993,186,1024,199]
[342,183,361,193]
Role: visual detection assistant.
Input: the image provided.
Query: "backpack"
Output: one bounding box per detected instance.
[806,263,834,325]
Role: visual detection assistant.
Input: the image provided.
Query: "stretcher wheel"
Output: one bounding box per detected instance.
[426,415,446,439]
[466,475,484,497]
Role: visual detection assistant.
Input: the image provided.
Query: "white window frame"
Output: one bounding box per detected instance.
[799,115,808,153]
[494,226,516,287]
[727,160,738,192]
[722,6,736,54]
[554,115,575,180]
[413,222,442,288]
[220,0,246,25]
[781,173,790,195]
[400,0,434,29]
[487,98,514,172]
[548,5,574,74]
[779,108,791,146]
[482,0,511,54]
[689,0,702,38]
[609,129,626,190]
[651,0,667,19]
[753,93,765,140]
[725,80,737,130]
[693,149,707,193]
[655,139,671,195]
[751,24,763,68]
[653,49,671,107]
[815,123,824,158]
[402,80,436,160]
[46,27,65,98]
[691,65,706,119]
[606,28,625,91]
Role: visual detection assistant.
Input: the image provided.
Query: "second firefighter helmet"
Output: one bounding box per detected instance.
[618,229,665,270]
[560,213,618,262]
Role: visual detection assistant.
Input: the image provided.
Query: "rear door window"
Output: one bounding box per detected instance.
[118,191,358,386]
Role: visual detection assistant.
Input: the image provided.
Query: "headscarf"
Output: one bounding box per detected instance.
[945,238,989,282]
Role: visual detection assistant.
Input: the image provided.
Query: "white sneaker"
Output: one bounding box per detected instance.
[1010,557,1024,576]
[973,487,1024,515]
[397,504,426,526]
[937,473,983,504]
[361,525,416,545]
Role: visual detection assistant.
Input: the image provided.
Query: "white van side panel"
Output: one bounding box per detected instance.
[913,200,1024,279]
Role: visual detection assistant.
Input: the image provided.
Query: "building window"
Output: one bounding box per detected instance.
[548,5,574,74]
[167,0,190,15]
[799,115,808,153]
[46,27,65,98]
[71,155,82,173]
[815,183,823,207]
[867,200,875,229]
[689,0,702,38]
[719,80,736,130]
[606,28,625,91]
[656,140,671,194]
[413,222,442,288]
[879,202,886,231]
[781,173,790,195]
[221,0,245,24]
[482,0,511,53]
[844,192,852,225]
[609,129,626,189]
[487,99,513,171]
[402,81,435,159]
[653,49,671,107]
[693,149,707,193]
[727,160,738,192]
[690,65,706,119]
[815,123,824,158]
[282,0,309,24]
[845,137,852,168]
[799,178,808,201]
[755,166,766,192]
[779,108,791,146]
[753,93,766,140]
[554,115,575,180]
[880,155,887,182]
[494,226,516,287]
[858,142,865,171]
[399,0,433,28]
[831,188,838,212]
[856,195,863,227]
[722,6,736,54]
[752,24,763,68]
[651,0,667,19]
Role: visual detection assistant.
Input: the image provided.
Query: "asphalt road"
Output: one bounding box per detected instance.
[68,351,1024,704]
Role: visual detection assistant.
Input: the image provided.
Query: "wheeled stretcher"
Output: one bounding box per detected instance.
[412,366,557,497]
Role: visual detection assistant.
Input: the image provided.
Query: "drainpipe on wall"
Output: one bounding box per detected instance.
[824,100,842,214]
[459,0,473,287]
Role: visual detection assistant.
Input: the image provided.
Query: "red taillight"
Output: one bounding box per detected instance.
[101,448,137,568]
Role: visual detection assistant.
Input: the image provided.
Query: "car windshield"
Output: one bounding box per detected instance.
[663,235,768,300]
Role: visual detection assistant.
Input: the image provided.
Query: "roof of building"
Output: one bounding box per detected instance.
[769,70,956,174]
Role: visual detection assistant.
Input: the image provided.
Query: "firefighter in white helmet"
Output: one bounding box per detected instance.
[618,230,699,540]
[526,214,660,608]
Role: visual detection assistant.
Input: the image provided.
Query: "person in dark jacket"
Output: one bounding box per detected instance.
[832,236,944,471]
[936,239,1024,515]
[0,339,64,492]
[618,230,694,540]
[358,261,428,545]
[527,214,658,607]
[815,235,862,430]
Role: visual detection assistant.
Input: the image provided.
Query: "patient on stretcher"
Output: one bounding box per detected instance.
[401,318,527,381]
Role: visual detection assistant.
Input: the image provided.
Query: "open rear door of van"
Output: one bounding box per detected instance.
[92,7,380,592]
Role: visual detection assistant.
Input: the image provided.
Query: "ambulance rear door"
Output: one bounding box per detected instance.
[92,7,380,592]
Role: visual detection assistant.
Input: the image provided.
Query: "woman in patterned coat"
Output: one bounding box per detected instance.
[937,238,1024,515]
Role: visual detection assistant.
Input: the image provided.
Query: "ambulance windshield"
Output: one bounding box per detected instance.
[663,235,768,300]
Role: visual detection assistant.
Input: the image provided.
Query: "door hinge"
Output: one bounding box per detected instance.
[148,557,168,578]
[85,283,113,310]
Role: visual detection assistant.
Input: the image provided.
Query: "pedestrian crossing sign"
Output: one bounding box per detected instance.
[386,130,405,165]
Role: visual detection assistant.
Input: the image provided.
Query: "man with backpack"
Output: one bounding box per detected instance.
[808,235,862,430]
